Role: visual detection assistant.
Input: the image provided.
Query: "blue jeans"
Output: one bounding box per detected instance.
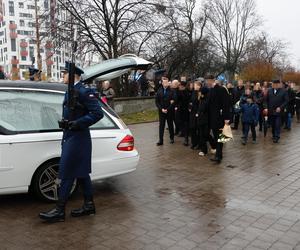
[269,115,281,139]
[242,122,256,141]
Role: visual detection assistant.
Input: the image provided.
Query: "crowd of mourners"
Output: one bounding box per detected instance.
[155,75,300,164]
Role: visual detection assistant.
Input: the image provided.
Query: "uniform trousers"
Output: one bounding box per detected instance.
[59,176,93,202]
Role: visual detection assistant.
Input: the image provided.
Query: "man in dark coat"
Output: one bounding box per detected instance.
[177,81,190,146]
[156,76,175,145]
[232,79,245,129]
[206,75,231,163]
[263,80,288,143]
[39,62,104,223]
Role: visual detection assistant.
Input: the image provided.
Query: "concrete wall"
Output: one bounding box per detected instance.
[114,96,156,114]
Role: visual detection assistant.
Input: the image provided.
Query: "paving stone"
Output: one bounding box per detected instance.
[1,122,300,250]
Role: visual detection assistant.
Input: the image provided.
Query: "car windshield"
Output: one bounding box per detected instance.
[0,89,117,134]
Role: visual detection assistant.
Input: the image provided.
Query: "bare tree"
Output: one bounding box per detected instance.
[55,0,166,61]
[206,0,261,80]
[244,32,288,65]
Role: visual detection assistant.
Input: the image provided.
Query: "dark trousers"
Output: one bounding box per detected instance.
[284,112,292,129]
[59,176,93,202]
[211,128,223,159]
[258,113,263,131]
[173,110,180,134]
[242,122,256,141]
[199,124,209,154]
[269,115,281,139]
[159,112,174,143]
[296,107,300,122]
[233,114,240,129]
[181,120,189,143]
[191,127,199,147]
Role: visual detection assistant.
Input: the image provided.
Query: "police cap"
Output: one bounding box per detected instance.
[62,61,84,76]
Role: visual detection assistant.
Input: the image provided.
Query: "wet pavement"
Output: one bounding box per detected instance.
[1,122,300,250]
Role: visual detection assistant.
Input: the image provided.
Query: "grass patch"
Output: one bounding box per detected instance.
[120,110,158,125]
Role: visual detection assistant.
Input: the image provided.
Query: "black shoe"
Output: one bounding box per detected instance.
[210,157,221,164]
[190,145,196,150]
[71,201,96,217]
[241,139,247,145]
[178,133,184,137]
[183,141,189,146]
[170,139,174,144]
[273,138,279,143]
[156,142,163,146]
[39,204,65,223]
[231,127,238,130]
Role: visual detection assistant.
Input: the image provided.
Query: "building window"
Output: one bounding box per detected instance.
[20,20,25,26]
[11,39,16,52]
[29,46,34,58]
[44,0,49,10]
[4,47,7,52]
[27,5,35,10]
[21,56,27,61]
[19,2,24,8]
[9,1,14,16]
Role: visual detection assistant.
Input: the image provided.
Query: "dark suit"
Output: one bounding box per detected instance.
[264,88,288,139]
[155,87,175,143]
[208,84,231,159]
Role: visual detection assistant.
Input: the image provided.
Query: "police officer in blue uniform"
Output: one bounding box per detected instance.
[39,62,104,223]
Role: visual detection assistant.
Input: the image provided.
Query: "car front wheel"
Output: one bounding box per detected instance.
[31,160,77,202]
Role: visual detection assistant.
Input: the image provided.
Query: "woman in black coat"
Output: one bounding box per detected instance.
[189,81,202,149]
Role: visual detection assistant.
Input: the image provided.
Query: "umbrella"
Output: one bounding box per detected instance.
[263,116,268,137]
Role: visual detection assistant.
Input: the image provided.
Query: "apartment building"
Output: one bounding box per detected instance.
[0,0,71,81]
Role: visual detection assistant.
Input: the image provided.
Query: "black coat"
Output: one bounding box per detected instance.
[155,87,175,112]
[189,91,200,128]
[208,84,231,130]
[253,90,264,109]
[233,86,245,103]
[287,88,296,113]
[197,95,209,126]
[176,89,190,122]
[296,92,300,109]
[264,88,288,116]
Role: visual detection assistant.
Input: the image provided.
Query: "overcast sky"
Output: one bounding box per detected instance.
[256,0,300,69]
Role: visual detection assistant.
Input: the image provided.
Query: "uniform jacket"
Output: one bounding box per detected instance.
[264,88,288,116]
[208,84,231,130]
[155,86,175,113]
[59,81,104,179]
[240,102,260,124]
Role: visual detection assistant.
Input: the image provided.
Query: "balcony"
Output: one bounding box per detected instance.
[9,23,17,30]
[45,42,53,49]
[20,51,28,57]
[11,58,19,65]
[46,60,54,66]
[46,51,54,57]
[20,41,28,47]
[10,32,18,39]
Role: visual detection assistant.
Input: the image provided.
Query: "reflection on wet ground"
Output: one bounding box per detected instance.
[1,122,300,249]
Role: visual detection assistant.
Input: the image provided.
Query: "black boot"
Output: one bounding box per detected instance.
[39,201,65,223]
[71,197,96,217]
